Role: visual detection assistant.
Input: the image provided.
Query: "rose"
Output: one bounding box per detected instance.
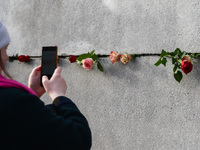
[109,51,120,64]
[155,48,200,82]
[76,50,104,72]
[181,55,193,74]
[18,55,31,62]
[182,55,191,62]
[181,60,193,74]
[120,53,131,64]
[81,58,94,70]
[69,55,77,63]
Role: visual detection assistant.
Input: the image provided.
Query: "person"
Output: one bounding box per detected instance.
[0,21,92,150]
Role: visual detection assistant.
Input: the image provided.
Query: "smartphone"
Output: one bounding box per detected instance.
[40,46,58,86]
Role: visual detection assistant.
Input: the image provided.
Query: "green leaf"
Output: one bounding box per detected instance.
[97,61,104,72]
[176,48,182,58]
[90,50,95,56]
[174,71,183,83]
[172,57,177,64]
[161,50,168,57]
[173,65,178,74]
[194,53,200,58]
[190,54,195,58]
[92,53,98,60]
[77,53,91,61]
[130,54,135,59]
[154,58,162,66]
[174,48,181,54]
[9,57,14,62]
[170,52,176,57]
[161,58,167,66]
[180,51,187,59]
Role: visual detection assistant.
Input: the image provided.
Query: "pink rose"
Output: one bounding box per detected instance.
[120,53,131,64]
[109,51,120,64]
[81,58,94,70]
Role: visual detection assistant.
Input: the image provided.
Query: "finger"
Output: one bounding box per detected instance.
[52,67,62,77]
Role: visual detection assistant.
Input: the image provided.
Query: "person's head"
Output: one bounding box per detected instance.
[0,21,11,78]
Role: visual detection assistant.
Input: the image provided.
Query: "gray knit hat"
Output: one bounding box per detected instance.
[0,21,10,49]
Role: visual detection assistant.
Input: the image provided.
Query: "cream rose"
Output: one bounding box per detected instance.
[120,53,131,64]
[109,51,120,64]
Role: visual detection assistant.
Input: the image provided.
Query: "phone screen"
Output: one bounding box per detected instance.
[41,46,57,86]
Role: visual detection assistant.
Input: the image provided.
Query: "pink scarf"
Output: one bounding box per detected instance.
[0,74,38,96]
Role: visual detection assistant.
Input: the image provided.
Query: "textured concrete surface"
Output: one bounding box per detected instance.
[1,0,200,150]
[1,0,200,55]
[4,58,200,150]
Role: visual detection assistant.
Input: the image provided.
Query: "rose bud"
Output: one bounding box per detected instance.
[81,58,94,70]
[18,55,31,62]
[109,51,120,64]
[181,60,193,74]
[120,53,131,64]
[69,55,77,63]
[182,55,191,62]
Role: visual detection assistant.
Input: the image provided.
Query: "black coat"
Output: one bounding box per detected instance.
[0,87,92,150]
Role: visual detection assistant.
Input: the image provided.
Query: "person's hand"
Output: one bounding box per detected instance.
[28,65,45,97]
[42,67,67,101]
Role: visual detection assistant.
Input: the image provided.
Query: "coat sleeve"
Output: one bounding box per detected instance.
[6,92,92,150]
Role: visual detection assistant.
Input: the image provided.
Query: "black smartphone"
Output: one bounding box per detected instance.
[40,46,58,86]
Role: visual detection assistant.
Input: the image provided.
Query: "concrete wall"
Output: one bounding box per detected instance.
[1,1,200,150]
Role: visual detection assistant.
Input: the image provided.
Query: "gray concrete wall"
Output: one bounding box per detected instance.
[1,1,200,150]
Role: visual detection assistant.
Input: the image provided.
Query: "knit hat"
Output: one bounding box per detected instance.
[0,21,10,49]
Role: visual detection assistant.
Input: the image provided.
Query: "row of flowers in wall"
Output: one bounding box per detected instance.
[9,48,200,82]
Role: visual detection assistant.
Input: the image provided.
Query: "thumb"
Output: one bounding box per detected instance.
[32,65,42,75]
[34,65,42,72]
[42,75,49,87]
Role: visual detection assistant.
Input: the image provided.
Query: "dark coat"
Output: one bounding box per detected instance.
[0,88,92,150]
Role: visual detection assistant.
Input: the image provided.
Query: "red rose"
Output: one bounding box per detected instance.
[18,55,30,62]
[181,60,193,74]
[69,55,77,63]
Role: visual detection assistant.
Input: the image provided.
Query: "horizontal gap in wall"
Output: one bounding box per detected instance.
[9,53,162,59]
[9,52,200,60]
